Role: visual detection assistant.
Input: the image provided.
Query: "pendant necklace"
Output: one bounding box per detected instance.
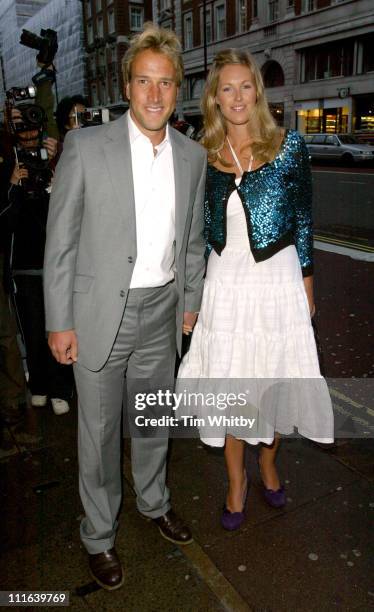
[226,136,253,176]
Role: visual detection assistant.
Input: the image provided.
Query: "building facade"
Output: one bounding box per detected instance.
[153,0,374,134]
[0,0,85,111]
[82,0,152,108]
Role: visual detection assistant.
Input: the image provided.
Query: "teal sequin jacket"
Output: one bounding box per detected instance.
[204,129,313,277]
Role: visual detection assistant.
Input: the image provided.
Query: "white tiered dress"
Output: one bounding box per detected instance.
[177,178,334,446]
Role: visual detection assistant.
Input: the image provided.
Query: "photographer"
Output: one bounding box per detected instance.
[55,95,87,141]
[3,76,73,416]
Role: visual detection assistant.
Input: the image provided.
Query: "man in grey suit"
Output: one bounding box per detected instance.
[44,24,206,590]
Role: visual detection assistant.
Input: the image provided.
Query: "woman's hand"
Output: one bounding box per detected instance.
[303,275,315,318]
[10,163,29,185]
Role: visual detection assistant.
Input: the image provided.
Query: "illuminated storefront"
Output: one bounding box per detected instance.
[296,99,351,134]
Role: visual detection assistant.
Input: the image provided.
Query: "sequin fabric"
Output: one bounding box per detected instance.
[204,129,313,276]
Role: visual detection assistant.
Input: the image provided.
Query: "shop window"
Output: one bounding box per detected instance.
[262,61,285,87]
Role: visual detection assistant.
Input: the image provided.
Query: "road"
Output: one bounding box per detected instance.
[311,165,374,252]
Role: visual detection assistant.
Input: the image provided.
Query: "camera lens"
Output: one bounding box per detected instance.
[24,105,44,125]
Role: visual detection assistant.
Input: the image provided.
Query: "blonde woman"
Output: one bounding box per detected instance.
[178,49,333,530]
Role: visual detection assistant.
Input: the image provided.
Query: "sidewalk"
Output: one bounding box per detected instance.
[0,397,372,612]
[0,249,372,611]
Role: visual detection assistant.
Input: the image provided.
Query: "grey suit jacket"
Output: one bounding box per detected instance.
[44,112,207,371]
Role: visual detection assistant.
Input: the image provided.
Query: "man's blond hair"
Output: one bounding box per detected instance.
[122,23,183,87]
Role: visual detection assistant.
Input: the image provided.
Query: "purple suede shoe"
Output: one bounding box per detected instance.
[221,482,249,531]
[263,485,286,508]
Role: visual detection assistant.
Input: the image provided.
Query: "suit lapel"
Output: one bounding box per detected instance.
[102,113,137,254]
[170,128,190,257]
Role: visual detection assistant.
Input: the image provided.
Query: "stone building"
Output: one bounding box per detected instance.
[155,0,374,134]
[82,0,153,108]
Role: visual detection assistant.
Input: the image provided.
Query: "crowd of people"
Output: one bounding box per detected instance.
[1,22,333,591]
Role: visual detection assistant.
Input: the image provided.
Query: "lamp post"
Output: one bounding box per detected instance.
[203,0,208,77]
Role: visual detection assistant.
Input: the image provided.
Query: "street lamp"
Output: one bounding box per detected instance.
[203,0,208,77]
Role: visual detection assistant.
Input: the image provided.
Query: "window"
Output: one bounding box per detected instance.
[101,80,108,106]
[96,0,102,12]
[98,50,105,67]
[287,0,294,5]
[87,22,93,44]
[86,0,91,19]
[91,83,98,106]
[97,15,103,37]
[183,12,193,50]
[108,10,115,33]
[130,6,143,31]
[326,135,338,145]
[236,0,247,33]
[362,34,374,73]
[160,0,171,9]
[262,61,285,87]
[112,78,120,102]
[268,0,279,22]
[192,77,204,99]
[200,5,212,44]
[301,0,315,12]
[312,135,326,144]
[214,3,225,40]
[301,40,354,82]
[252,0,258,18]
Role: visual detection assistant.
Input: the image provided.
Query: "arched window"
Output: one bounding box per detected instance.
[262,61,285,87]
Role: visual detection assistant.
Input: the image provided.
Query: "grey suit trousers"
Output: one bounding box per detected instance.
[74,281,177,554]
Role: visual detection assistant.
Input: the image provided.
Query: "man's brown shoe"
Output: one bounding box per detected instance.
[153,510,193,545]
[88,548,124,590]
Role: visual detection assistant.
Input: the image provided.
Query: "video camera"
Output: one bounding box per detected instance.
[20,28,58,66]
[5,86,52,197]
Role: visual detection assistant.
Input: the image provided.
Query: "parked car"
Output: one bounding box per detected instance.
[303,133,374,165]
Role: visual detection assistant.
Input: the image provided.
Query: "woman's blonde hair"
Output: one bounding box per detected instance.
[122,22,184,87]
[201,49,281,165]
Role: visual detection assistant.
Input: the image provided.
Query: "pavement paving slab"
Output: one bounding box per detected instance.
[314,251,373,378]
[165,439,361,548]
[201,478,373,612]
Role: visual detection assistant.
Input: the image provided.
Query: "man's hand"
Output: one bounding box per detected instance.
[10,163,29,185]
[48,330,78,364]
[43,137,58,160]
[183,311,198,335]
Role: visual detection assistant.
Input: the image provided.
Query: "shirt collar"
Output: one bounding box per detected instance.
[128,111,170,151]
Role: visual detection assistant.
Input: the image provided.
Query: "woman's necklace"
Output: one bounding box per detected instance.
[226,136,253,176]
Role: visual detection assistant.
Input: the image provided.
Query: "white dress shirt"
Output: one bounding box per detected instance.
[128,112,176,288]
